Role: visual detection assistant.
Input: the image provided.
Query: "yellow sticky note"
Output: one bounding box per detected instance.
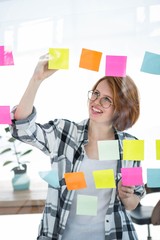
[123,140,144,161]
[156,140,160,160]
[48,48,69,69]
[92,169,116,188]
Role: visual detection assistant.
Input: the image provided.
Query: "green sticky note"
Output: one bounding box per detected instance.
[92,169,116,188]
[123,139,144,161]
[48,48,69,69]
[156,140,160,160]
[76,194,97,216]
[98,140,120,160]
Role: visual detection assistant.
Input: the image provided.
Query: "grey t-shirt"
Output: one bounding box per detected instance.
[62,154,117,240]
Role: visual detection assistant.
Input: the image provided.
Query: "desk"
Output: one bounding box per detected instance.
[0,181,47,215]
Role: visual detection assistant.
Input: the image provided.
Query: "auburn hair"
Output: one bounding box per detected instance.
[91,75,140,131]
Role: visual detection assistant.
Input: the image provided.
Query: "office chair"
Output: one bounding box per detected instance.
[129,184,160,240]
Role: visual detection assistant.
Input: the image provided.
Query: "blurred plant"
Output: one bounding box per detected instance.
[0,126,32,174]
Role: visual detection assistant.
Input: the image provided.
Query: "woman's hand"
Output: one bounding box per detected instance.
[117,180,140,210]
[118,180,135,199]
[32,53,58,82]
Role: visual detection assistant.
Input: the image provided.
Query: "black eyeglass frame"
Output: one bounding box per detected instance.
[88,90,114,109]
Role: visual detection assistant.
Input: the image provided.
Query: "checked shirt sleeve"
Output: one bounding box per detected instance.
[10,106,57,156]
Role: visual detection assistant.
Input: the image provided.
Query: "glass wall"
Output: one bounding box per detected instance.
[0,0,160,188]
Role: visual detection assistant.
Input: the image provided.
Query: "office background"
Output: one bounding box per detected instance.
[0,0,160,239]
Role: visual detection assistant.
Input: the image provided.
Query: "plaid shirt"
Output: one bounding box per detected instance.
[11,107,145,240]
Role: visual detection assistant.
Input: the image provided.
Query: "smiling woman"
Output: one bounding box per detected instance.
[9,53,145,239]
[0,0,160,239]
[90,75,140,131]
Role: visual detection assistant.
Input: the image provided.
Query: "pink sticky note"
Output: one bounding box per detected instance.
[0,106,12,124]
[0,46,14,66]
[121,167,143,186]
[105,55,127,77]
[0,46,3,65]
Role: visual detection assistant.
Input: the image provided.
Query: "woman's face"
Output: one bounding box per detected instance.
[88,80,115,125]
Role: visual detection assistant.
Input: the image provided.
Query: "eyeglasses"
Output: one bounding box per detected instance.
[88,90,113,109]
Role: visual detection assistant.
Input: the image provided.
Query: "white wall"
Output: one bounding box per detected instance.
[0,0,160,183]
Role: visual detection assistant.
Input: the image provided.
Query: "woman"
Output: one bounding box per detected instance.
[10,54,145,240]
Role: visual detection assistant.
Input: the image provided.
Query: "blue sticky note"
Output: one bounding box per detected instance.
[147,168,160,188]
[140,51,160,75]
[39,170,60,188]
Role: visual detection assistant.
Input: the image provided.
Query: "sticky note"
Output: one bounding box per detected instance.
[76,194,97,216]
[121,167,143,186]
[156,140,160,160]
[39,170,60,188]
[0,46,14,66]
[79,48,102,71]
[140,51,160,75]
[123,139,144,161]
[98,140,120,160]
[105,55,127,77]
[147,168,160,188]
[48,48,69,69]
[64,172,87,190]
[92,169,116,188]
[0,106,12,124]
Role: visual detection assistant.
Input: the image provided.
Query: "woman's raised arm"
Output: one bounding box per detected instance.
[14,54,57,120]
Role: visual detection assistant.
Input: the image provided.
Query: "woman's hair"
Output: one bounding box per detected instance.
[92,75,140,131]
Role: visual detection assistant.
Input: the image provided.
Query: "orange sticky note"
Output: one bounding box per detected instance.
[64,172,87,190]
[79,48,102,71]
